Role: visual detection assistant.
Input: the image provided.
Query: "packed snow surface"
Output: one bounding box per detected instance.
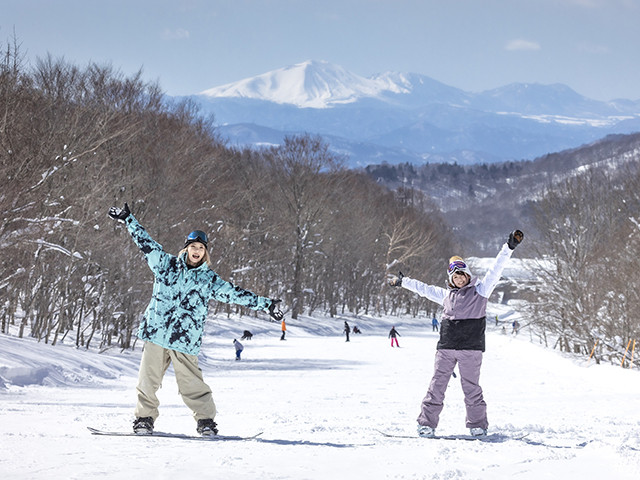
[1,306,639,479]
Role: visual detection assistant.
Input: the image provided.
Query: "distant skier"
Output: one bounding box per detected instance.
[233,339,244,361]
[241,330,253,340]
[344,321,351,342]
[389,230,523,438]
[353,326,362,334]
[280,319,287,341]
[512,320,520,335]
[389,326,401,347]
[431,317,439,332]
[108,202,284,437]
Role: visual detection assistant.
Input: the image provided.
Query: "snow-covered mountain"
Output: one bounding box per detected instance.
[200,60,639,116]
[185,60,640,166]
[200,60,410,109]
[199,60,484,111]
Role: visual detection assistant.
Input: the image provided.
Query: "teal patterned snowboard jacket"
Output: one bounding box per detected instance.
[125,214,272,355]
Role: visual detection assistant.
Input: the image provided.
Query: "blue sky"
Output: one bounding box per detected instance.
[3,0,639,101]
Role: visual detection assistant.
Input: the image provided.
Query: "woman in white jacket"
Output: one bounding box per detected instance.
[389,230,523,438]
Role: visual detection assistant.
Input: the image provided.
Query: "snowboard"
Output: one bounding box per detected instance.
[376,429,525,443]
[376,430,593,448]
[87,427,263,441]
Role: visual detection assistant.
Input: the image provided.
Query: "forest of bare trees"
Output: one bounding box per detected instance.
[524,164,640,366]
[0,42,453,351]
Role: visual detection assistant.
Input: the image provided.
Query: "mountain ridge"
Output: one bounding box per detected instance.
[182,60,640,166]
[199,59,640,116]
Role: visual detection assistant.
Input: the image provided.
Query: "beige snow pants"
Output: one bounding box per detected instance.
[134,341,216,422]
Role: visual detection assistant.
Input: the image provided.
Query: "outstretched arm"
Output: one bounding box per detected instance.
[209,274,281,318]
[389,271,447,305]
[402,277,448,305]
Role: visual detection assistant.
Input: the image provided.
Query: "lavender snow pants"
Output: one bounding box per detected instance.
[417,349,488,430]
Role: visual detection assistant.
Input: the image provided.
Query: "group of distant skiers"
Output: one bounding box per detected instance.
[108,201,523,439]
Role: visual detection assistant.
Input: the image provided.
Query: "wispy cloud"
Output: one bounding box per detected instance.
[163,28,190,40]
[505,39,541,51]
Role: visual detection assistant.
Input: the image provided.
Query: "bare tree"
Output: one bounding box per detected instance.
[525,168,628,359]
[262,135,344,319]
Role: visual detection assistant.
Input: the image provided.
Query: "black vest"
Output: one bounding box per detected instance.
[436,316,486,352]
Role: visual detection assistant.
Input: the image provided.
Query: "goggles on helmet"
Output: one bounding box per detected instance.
[186,230,208,247]
[448,260,468,275]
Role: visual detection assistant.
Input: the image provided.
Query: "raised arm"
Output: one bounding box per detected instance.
[476,230,523,298]
[108,203,171,277]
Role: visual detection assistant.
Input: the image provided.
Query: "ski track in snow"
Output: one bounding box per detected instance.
[1,308,639,480]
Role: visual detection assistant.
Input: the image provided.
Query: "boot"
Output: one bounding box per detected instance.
[196,418,218,436]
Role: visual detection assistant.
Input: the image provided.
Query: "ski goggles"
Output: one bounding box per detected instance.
[448,260,468,275]
[185,230,208,247]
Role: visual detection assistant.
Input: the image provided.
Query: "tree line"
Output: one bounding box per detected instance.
[0,42,453,351]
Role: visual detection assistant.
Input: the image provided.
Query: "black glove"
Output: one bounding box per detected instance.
[388,271,404,287]
[507,230,524,250]
[268,299,284,321]
[108,203,131,222]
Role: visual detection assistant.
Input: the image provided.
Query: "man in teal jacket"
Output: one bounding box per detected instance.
[109,203,284,436]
